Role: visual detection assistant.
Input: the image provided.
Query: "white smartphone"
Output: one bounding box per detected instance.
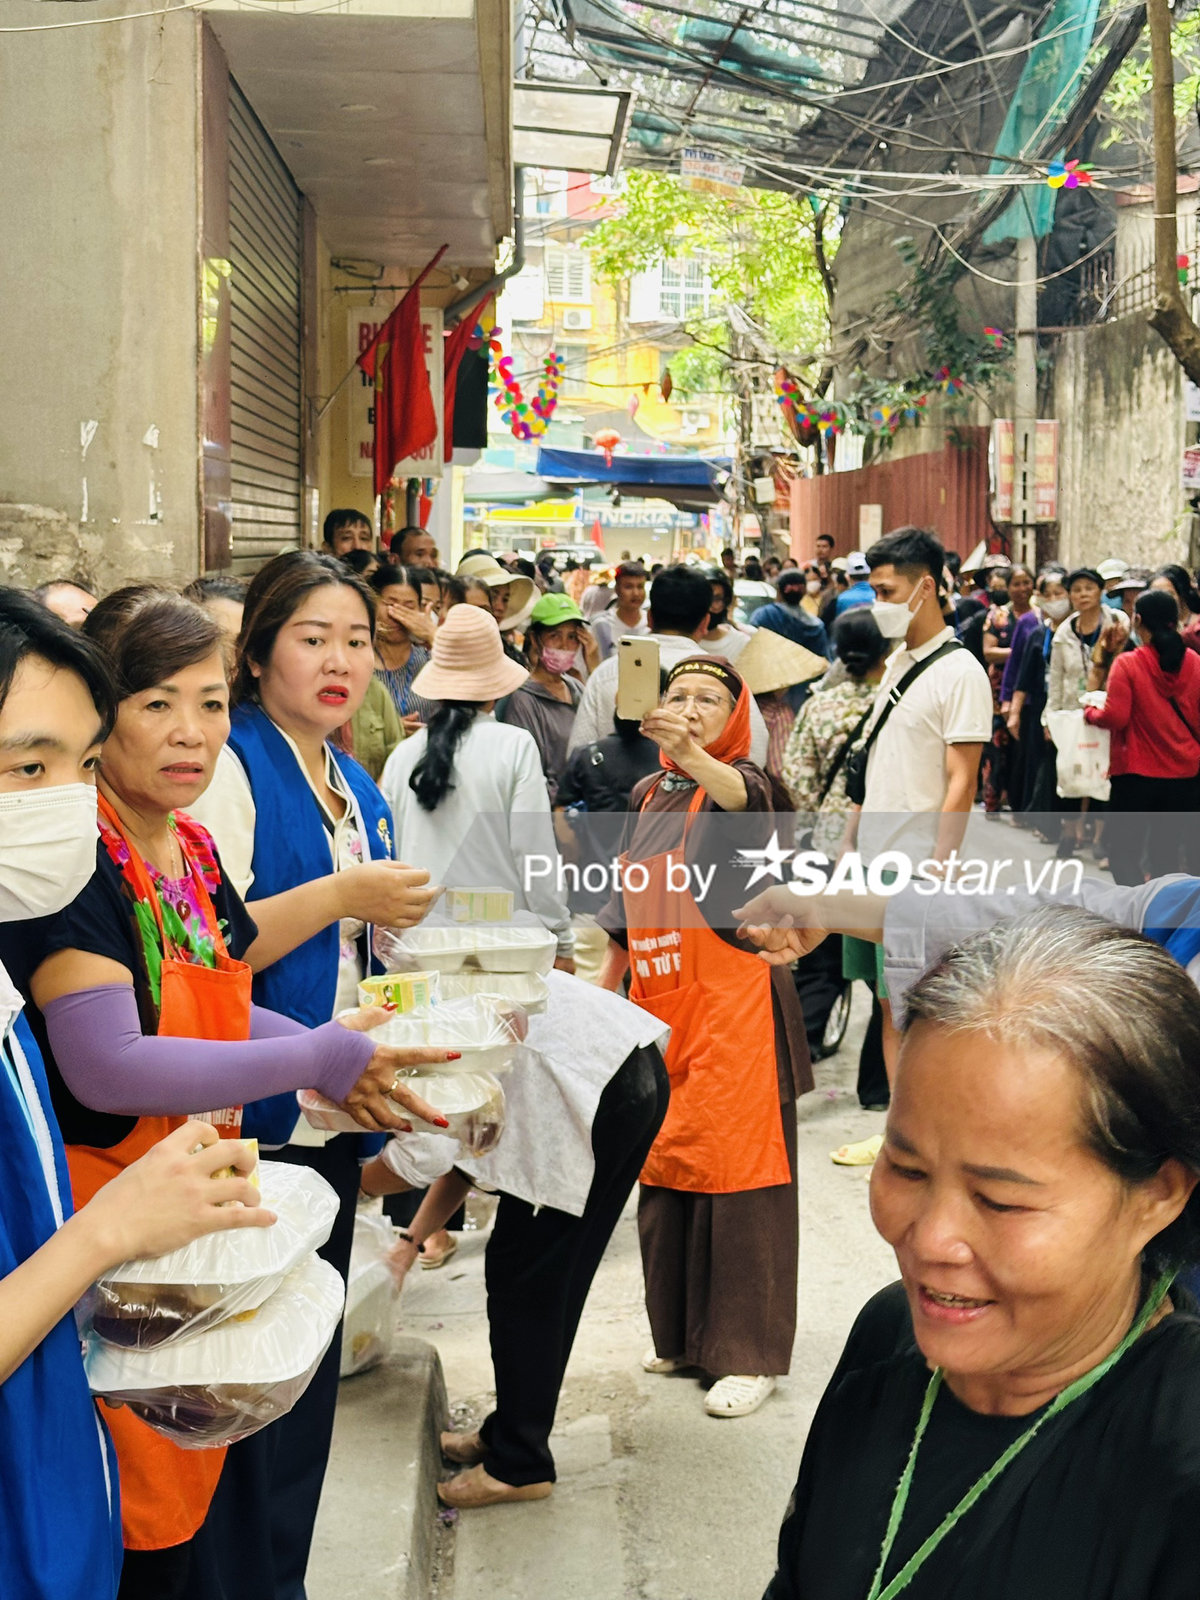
[616,637,661,722]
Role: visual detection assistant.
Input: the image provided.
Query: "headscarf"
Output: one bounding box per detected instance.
[658,655,752,775]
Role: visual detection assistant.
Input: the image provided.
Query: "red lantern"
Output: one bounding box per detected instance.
[593,427,622,467]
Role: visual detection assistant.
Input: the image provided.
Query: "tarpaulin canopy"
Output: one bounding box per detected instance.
[982,0,1102,243]
[536,447,732,510]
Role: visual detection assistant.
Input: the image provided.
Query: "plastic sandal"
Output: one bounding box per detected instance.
[830,1134,884,1167]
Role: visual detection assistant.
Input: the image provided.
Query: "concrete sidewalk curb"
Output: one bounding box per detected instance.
[309,1337,449,1600]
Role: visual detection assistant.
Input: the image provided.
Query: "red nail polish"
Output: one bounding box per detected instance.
[447,1051,462,1060]
[435,1117,450,1127]
[383,1001,397,1012]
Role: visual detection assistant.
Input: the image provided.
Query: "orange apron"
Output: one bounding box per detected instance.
[69,799,253,1551]
[624,784,790,1194]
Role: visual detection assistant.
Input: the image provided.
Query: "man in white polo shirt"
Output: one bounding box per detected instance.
[855,526,993,860]
[837,528,992,1151]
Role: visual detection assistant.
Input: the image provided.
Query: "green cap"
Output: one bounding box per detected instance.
[530,592,587,628]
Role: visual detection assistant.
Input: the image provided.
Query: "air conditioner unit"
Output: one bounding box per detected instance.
[562,307,592,331]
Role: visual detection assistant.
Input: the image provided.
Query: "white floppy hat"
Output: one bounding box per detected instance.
[456,554,537,621]
[410,604,528,703]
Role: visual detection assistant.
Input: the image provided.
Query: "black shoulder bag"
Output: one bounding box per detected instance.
[843,640,964,807]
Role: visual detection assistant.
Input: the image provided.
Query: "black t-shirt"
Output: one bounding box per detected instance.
[0,837,257,1149]
[556,732,661,815]
[765,1280,1200,1600]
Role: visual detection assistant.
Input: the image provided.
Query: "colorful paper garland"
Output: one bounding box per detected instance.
[490,338,565,441]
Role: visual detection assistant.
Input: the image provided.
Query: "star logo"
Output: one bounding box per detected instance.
[736,829,795,889]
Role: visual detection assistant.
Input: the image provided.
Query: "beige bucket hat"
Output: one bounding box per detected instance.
[410,603,529,702]
[456,554,537,624]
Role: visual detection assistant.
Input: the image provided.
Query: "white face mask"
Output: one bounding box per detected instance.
[0,784,97,921]
[1041,597,1070,621]
[871,581,926,641]
[806,579,823,596]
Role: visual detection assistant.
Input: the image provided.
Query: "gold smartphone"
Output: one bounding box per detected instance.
[616,637,661,722]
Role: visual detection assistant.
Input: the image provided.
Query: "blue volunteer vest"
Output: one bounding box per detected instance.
[0,1013,122,1600]
[227,704,395,1145]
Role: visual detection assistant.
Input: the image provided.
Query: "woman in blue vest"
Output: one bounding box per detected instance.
[188,551,437,1600]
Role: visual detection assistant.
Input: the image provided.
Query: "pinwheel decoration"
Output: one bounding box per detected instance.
[904,394,929,422]
[935,366,964,395]
[1179,253,1191,288]
[493,348,565,441]
[870,404,900,433]
[1047,160,1093,190]
[983,326,1005,350]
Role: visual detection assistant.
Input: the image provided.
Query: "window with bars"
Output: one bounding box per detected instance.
[659,258,713,321]
[545,247,591,303]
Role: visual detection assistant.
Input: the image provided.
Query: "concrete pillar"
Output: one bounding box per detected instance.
[1012,232,1039,567]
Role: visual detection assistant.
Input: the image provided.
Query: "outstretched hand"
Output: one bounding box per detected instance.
[735,885,829,965]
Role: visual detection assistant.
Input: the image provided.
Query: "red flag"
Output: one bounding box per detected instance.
[442,291,494,461]
[358,244,448,498]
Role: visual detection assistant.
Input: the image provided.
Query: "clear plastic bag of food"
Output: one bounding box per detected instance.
[88,1162,339,1350]
[381,1071,506,1158]
[374,912,557,977]
[86,1254,344,1448]
[340,1212,402,1379]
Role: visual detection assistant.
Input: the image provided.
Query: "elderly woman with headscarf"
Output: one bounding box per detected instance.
[760,907,1200,1600]
[598,655,812,1418]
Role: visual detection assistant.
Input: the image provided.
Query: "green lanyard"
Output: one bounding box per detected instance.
[866,1272,1174,1600]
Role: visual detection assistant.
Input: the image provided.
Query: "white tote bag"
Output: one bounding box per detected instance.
[1046,708,1111,801]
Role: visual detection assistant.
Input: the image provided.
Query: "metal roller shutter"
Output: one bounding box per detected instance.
[228,80,303,573]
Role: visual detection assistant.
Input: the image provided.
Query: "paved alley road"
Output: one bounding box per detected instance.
[400,987,896,1600]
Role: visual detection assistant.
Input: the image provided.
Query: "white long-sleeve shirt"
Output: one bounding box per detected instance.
[379,712,574,956]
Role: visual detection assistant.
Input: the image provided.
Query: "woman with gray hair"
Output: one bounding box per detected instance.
[763,907,1200,1600]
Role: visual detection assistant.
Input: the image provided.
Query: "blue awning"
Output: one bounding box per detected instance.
[536,448,731,508]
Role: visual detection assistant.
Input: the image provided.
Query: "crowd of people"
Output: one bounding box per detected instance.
[6,510,1200,1600]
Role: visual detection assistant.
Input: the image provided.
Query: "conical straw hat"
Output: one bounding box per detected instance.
[737,627,829,695]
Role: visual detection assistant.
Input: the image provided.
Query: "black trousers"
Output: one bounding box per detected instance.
[185,1135,361,1600]
[1105,772,1200,885]
[478,1043,669,1487]
[856,986,889,1110]
[118,1544,194,1600]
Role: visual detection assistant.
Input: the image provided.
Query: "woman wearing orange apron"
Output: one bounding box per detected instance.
[599,656,812,1419]
[2,588,447,1600]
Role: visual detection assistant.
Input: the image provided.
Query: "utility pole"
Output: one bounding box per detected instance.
[1012,232,1038,567]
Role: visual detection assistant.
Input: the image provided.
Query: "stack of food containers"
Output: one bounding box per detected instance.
[298,994,520,1156]
[84,1160,344,1448]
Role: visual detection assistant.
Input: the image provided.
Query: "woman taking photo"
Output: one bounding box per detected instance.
[368,564,439,734]
[500,592,590,802]
[763,909,1200,1600]
[598,656,811,1419]
[0,585,448,1598]
[1083,587,1200,884]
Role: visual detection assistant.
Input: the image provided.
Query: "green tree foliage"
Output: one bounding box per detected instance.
[586,169,833,398]
[1099,10,1200,157]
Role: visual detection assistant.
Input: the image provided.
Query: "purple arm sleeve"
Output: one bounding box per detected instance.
[42,985,376,1117]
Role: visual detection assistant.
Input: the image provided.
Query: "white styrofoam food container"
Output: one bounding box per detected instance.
[90,1162,339,1349]
[86,1254,344,1448]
